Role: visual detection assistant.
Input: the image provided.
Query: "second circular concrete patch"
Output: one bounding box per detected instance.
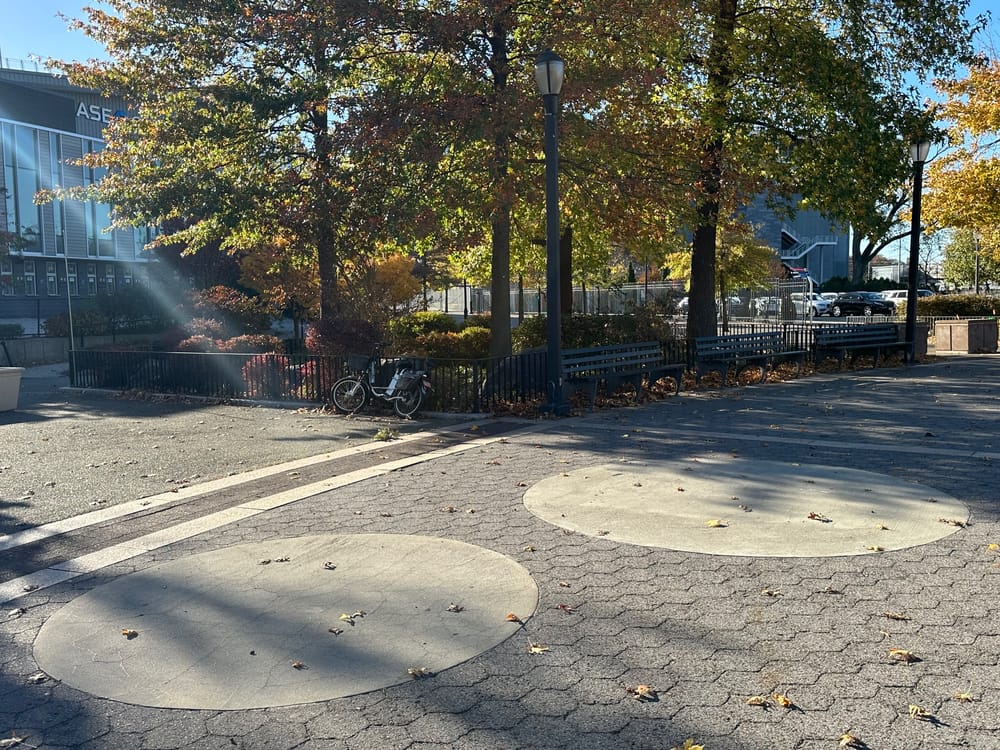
[34,534,537,709]
[524,457,967,557]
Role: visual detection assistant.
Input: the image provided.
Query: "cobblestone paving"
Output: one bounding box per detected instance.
[2,358,1000,749]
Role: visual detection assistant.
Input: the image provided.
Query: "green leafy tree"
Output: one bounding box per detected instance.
[942,228,1000,289]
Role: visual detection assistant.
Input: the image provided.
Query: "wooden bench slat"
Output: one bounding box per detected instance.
[560,341,685,410]
[694,331,806,386]
[814,324,912,368]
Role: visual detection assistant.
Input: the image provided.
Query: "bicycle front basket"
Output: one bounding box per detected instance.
[346,353,371,372]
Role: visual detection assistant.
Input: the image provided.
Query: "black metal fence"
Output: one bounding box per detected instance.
[67,321,882,412]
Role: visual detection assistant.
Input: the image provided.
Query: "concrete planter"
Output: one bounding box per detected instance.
[0,367,24,411]
[894,321,929,358]
[934,318,998,354]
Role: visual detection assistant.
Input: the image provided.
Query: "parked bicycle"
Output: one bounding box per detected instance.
[331,349,433,417]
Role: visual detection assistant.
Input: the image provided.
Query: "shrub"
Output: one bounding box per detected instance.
[0,323,24,338]
[413,326,491,359]
[43,310,110,337]
[188,286,273,334]
[464,314,491,330]
[241,354,291,398]
[217,334,284,353]
[187,317,227,338]
[305,316,383,357]
[918,294,1000,317]
[176,335,220,352]
[388,311,459,349]
[511,311,675,351]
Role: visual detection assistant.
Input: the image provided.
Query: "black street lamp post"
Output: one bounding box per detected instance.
[535,50,568,414]
[905,140,930,359]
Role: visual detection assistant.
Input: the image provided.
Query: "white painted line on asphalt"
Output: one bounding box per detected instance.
[1,422,547,605]
[0,417,523,554]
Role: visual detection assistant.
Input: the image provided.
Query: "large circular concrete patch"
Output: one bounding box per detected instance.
[524,457,968,557]
[34,534,537,709]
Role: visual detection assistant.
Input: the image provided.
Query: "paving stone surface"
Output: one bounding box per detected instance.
[2,356,1000,749]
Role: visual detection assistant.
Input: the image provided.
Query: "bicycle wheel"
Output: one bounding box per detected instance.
[393,385,423,417]
[331,377,367,413]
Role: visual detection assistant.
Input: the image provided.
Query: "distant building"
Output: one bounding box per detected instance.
[0,61,153,331]
[744,195,850,284]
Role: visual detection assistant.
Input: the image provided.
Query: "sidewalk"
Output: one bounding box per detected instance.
[2,356,1000,749]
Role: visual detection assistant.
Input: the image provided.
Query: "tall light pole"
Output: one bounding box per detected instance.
[535,49,568,414]
[905,140,930,360]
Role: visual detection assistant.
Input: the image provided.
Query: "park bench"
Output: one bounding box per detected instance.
[813,323,912,369]
[561,341,686,410]
[694,330,807,386]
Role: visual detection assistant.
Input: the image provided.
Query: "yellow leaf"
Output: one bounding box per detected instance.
[839,734,864,748]
[938,517,968,527]
[908,704,934,721]
[772,693,794,708]
[705,519,727,528]
[954,692,976,703]
[527,642,550,654]
[866,545,885,552]
[988,543,1000,552]
[888,648,918,663]
[761,587,782,597]
[670,741,704,750]
[882,611,910,621]
[626,684,658,701]
[745,695,769,706]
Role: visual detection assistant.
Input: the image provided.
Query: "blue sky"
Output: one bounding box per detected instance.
[1,1,996,68]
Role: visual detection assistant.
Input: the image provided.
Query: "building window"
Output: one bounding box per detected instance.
[104,264,115,292]
[1,124,42,250]
[86,263,97,296]
[66,262,78,297]
[122,267,133,286]
[46,262,58,296]
[0,259,13,296]
[23,260,37,296]
[49,133,66,255]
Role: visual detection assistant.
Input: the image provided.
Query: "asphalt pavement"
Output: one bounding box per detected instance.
[2,355,1000,750]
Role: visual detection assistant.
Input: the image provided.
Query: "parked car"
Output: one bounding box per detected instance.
[881,289,935,302]
[820,292,840,303]
[790,292,830,316]
[829,291,896,317]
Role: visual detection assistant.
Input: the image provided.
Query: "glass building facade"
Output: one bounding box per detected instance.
[0,63,152,329]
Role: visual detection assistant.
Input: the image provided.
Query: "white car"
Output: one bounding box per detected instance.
[881,289,935,302]
[790,292,830,316]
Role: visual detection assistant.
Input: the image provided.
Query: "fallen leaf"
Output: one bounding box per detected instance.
[121,629,138,639]
[705,519,727,528]
[555,603,575,613]
[953,692,976,703]
[274,555,290,563]
[939,518,968,527]
[516,481,529,487]
[379,512,393,517]
[323,561,337,570]
[505,613,523,624]
[807,512,831,522]
[988,543,1000,552]
[819,586,844,595]
[908,704,935,721]
[882,611,910,621]
[522,545,535,552]
[888,648,919,663]
[773,693,794,708]
[441,505,457,513]
[676,487,686,492]
[761,588,782,597]
[446,602,464,613]
[866,545,885,552]
[558,581,571,588]
[875,523,890,530]
[258,559,271,565]
[21,584,38,592]
[669,741,704,750]
[527,642,550,654]
[839,734,865,748]
[328,628,343,636]
[7,607,27,618]
[26,672,47,684]
[745,695,770,707]
[597,529,610,536]
[291,661,307,670]
[407,666,432,678]
[626,684,658,701]
[0,736,27,748]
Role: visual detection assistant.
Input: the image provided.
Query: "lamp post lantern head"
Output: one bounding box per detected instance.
[535,50,564,97]
[910,140,931,164]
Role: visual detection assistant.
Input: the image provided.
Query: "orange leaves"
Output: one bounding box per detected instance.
[505,613,523,624]
[626,684,658,701]
[887,648,919,664]
[839,734,865,748]
[807,512,831,522]
[669,741,704,750]
[705,519,727,528]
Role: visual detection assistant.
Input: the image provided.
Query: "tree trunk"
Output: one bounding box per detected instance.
[488,16,512,359]
[688,0,737,340]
